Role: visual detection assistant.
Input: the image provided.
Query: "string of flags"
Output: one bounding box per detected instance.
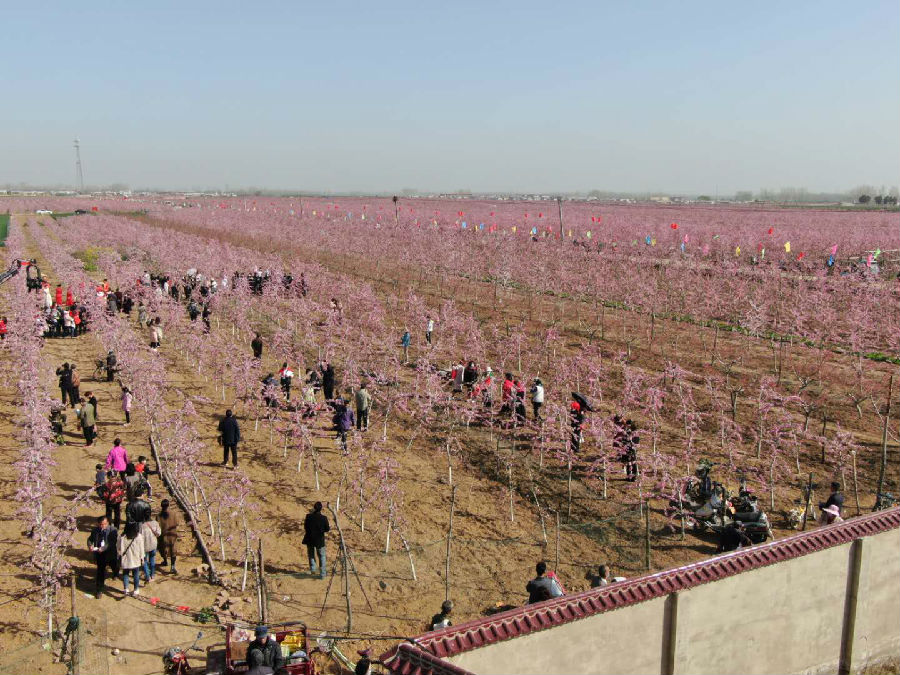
[190,202,886,266]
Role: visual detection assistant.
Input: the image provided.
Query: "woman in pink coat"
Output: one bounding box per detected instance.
[105,438,129,473]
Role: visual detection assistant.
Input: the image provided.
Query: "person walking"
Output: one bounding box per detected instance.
[251,333,263,359]
[302,502,330,579]
[530,378,544,421]
[218,409,240,468]
[117,521,146,596]
[355,382,372,431]
[101,472,126,529]
[279,363,294,402]
[335,402,355,451]
[105,438,129,474]
[321,362,335,401]
[150,317,163,350]
[69,365,81,408]
[569,395,585,453]
[79,396,97,446]
[425,316,435,345]
[140,516,161,583]
[400,329,411,364]
[121,385,133,426]
[156,499,181,574]
[87,515,119,597]
[56,363,72,406]
[105,350,117,382]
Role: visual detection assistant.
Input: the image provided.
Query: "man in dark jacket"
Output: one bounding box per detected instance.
[87,515,119,596]
[251,333,263,359]
[818,482,845,515]
[321,362,335,401]
[105,350,117,382]
[247,626,284,672]
[218,409,240,468]
[56,363,72,405]
[525,561,563,604]
[717,521,752,553]
[302,502,330,579]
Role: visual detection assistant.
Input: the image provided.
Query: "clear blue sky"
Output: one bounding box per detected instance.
[3,1,899,194]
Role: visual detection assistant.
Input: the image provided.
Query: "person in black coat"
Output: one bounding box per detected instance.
[218,409,240,468]
[87,515,119,596]
[251,333,263,359]
[247,626,284,673]
[302,502,330,579]
[818,482,845,514]
[321,362,335,401]
[56,363,72,405]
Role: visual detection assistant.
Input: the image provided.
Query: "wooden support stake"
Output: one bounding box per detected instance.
[801,472,814,531]
[851,451,861,516]
[875,375,894,510]
[149,436,220,584]
[555,510,561,573]
[644,501,652,571]
[325,503,352,633]
[445,486,457,602]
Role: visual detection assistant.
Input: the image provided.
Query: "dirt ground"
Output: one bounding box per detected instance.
[0,214,897,674]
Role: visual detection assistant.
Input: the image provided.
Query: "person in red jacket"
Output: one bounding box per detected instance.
[65,288,74,307]
[501,373,515,417]
[54,284,63,306]
[0,316,7,340]
[570,398,584,452]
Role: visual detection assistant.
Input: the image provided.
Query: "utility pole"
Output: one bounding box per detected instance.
[73,138,84,193]
[556,196,564,238]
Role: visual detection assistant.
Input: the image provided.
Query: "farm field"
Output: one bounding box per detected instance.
[0,197,898,674]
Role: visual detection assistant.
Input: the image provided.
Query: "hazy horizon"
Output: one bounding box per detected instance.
[3,1,898,195]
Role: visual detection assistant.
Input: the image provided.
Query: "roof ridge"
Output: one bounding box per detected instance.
[382,507,900,668]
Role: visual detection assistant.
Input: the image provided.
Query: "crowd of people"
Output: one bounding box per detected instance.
[38,282,89,338]
[88,439,181,597]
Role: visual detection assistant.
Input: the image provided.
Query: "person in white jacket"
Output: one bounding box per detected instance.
[118,521,146,595]
[141,518,162,582]
[531,378,545,421]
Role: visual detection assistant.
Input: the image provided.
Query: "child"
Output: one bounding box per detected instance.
[121,386,133,426]
[95,463,107,492]
[135,456,153,498]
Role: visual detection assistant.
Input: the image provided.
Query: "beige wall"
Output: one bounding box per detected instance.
[444,529,899,675]
[674,543,849,675]
[449,596,667,675]
[853,529,900,672]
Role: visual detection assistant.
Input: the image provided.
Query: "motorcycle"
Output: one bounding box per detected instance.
[164,631,204,675]
[674,475,773,545]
